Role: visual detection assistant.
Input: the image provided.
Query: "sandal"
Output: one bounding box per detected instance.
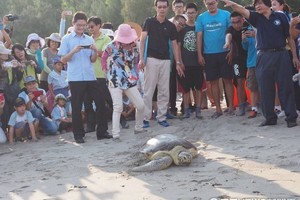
[211,112,223,119]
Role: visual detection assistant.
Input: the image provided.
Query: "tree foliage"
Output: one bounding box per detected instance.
[0,0,300,45]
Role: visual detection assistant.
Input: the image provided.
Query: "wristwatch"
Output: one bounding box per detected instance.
[176,61,181,65]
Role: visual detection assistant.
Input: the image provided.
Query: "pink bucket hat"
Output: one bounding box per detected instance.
[114,24,137,44]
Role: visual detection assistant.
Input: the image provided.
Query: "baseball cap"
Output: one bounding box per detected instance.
[24,75,37,84]
[52,56,63,64]
[14,97,25,107]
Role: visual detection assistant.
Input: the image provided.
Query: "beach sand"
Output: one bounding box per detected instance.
[0,105,300,200]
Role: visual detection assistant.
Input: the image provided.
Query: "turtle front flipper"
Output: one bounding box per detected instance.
[131,156,173,172]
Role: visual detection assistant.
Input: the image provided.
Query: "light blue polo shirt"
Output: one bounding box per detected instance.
[8,111,35,127]
[51,105,67,126]
[48,70,68,90]
[58,32,96,81]
[196,9,231,54]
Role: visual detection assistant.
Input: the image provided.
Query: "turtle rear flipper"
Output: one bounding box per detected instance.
[131,156,173,172]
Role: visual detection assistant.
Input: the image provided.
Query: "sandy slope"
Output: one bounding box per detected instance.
[0,108,299,200]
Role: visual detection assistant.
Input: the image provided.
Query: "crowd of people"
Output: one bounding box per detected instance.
[0,0,299,144]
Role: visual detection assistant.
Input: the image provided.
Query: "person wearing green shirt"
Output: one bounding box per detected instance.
[84,16,112,132]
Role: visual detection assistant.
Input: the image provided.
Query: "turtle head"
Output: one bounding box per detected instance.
[178,152,193,165]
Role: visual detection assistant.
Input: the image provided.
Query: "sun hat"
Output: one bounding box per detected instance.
[26,33,45,48]
[55,93,67,102]
[0,43,11,55]
[52,56,63,64]
[114,24,137,44]
[45,33,61,43]
[14,97,26,107]
[100,28,114,38]
[126,22,142,39]
[24,75,37,84]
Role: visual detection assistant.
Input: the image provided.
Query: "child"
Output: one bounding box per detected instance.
[0,98,7,143]
[51,94,72,134]
[8,97,39,144]
[48,56,69,98]
[19,75,58,135]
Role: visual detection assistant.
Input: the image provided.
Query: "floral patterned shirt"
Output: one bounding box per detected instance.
[102,41,139,89]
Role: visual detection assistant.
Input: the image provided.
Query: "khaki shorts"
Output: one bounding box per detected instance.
[246,68,258,91]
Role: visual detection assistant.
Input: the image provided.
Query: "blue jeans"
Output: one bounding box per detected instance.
[30,108,58,135]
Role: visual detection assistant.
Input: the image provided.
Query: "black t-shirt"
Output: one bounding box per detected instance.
[178,24,199,67]
[226,22,248,65]
[143,16,177,60]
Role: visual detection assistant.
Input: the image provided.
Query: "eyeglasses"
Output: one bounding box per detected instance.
[186,12,196,15]
[176,21,186,28]
[157,5,168,9]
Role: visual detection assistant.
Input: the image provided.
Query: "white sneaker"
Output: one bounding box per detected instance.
[278,110,285,118]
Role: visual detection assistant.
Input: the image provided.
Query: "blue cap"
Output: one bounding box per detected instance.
[24,75,37,84]
[14,97,25,107]
[52,56,63,64]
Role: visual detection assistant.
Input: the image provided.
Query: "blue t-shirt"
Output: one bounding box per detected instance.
[8,111,35,126]
[196,9,231,54]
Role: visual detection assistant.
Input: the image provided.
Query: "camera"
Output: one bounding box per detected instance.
[5,14,19,21]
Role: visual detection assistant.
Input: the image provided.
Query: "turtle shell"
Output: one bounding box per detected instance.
[140,134,197,156]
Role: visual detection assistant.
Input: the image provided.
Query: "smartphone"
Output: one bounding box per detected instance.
[65,10,73,16]
[242,26,248,33]
[0,93,4,102]
[32,90,43,101]
[81,45,91,49]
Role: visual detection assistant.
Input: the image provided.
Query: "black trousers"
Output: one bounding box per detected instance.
[84,78,113,131]
[69,81,108,139]
[169,61,177,112]
[256,50,298,123]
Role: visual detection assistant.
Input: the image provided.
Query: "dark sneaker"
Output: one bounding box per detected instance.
[158,120,169,127]
[287,121,297,128]
[75,137,85,144]
[259,120,277,127]
[143,120,150,128]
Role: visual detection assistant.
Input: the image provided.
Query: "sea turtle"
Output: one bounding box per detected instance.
[131,134,198,172]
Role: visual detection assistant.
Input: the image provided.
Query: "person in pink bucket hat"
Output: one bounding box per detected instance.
[102,24,146,140]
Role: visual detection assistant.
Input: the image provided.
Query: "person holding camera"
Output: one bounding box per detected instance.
[0,43,23,131]
[11,43,41,88]
[58,11,111,143]
[222,0,299,128]
[0,15,12,48]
